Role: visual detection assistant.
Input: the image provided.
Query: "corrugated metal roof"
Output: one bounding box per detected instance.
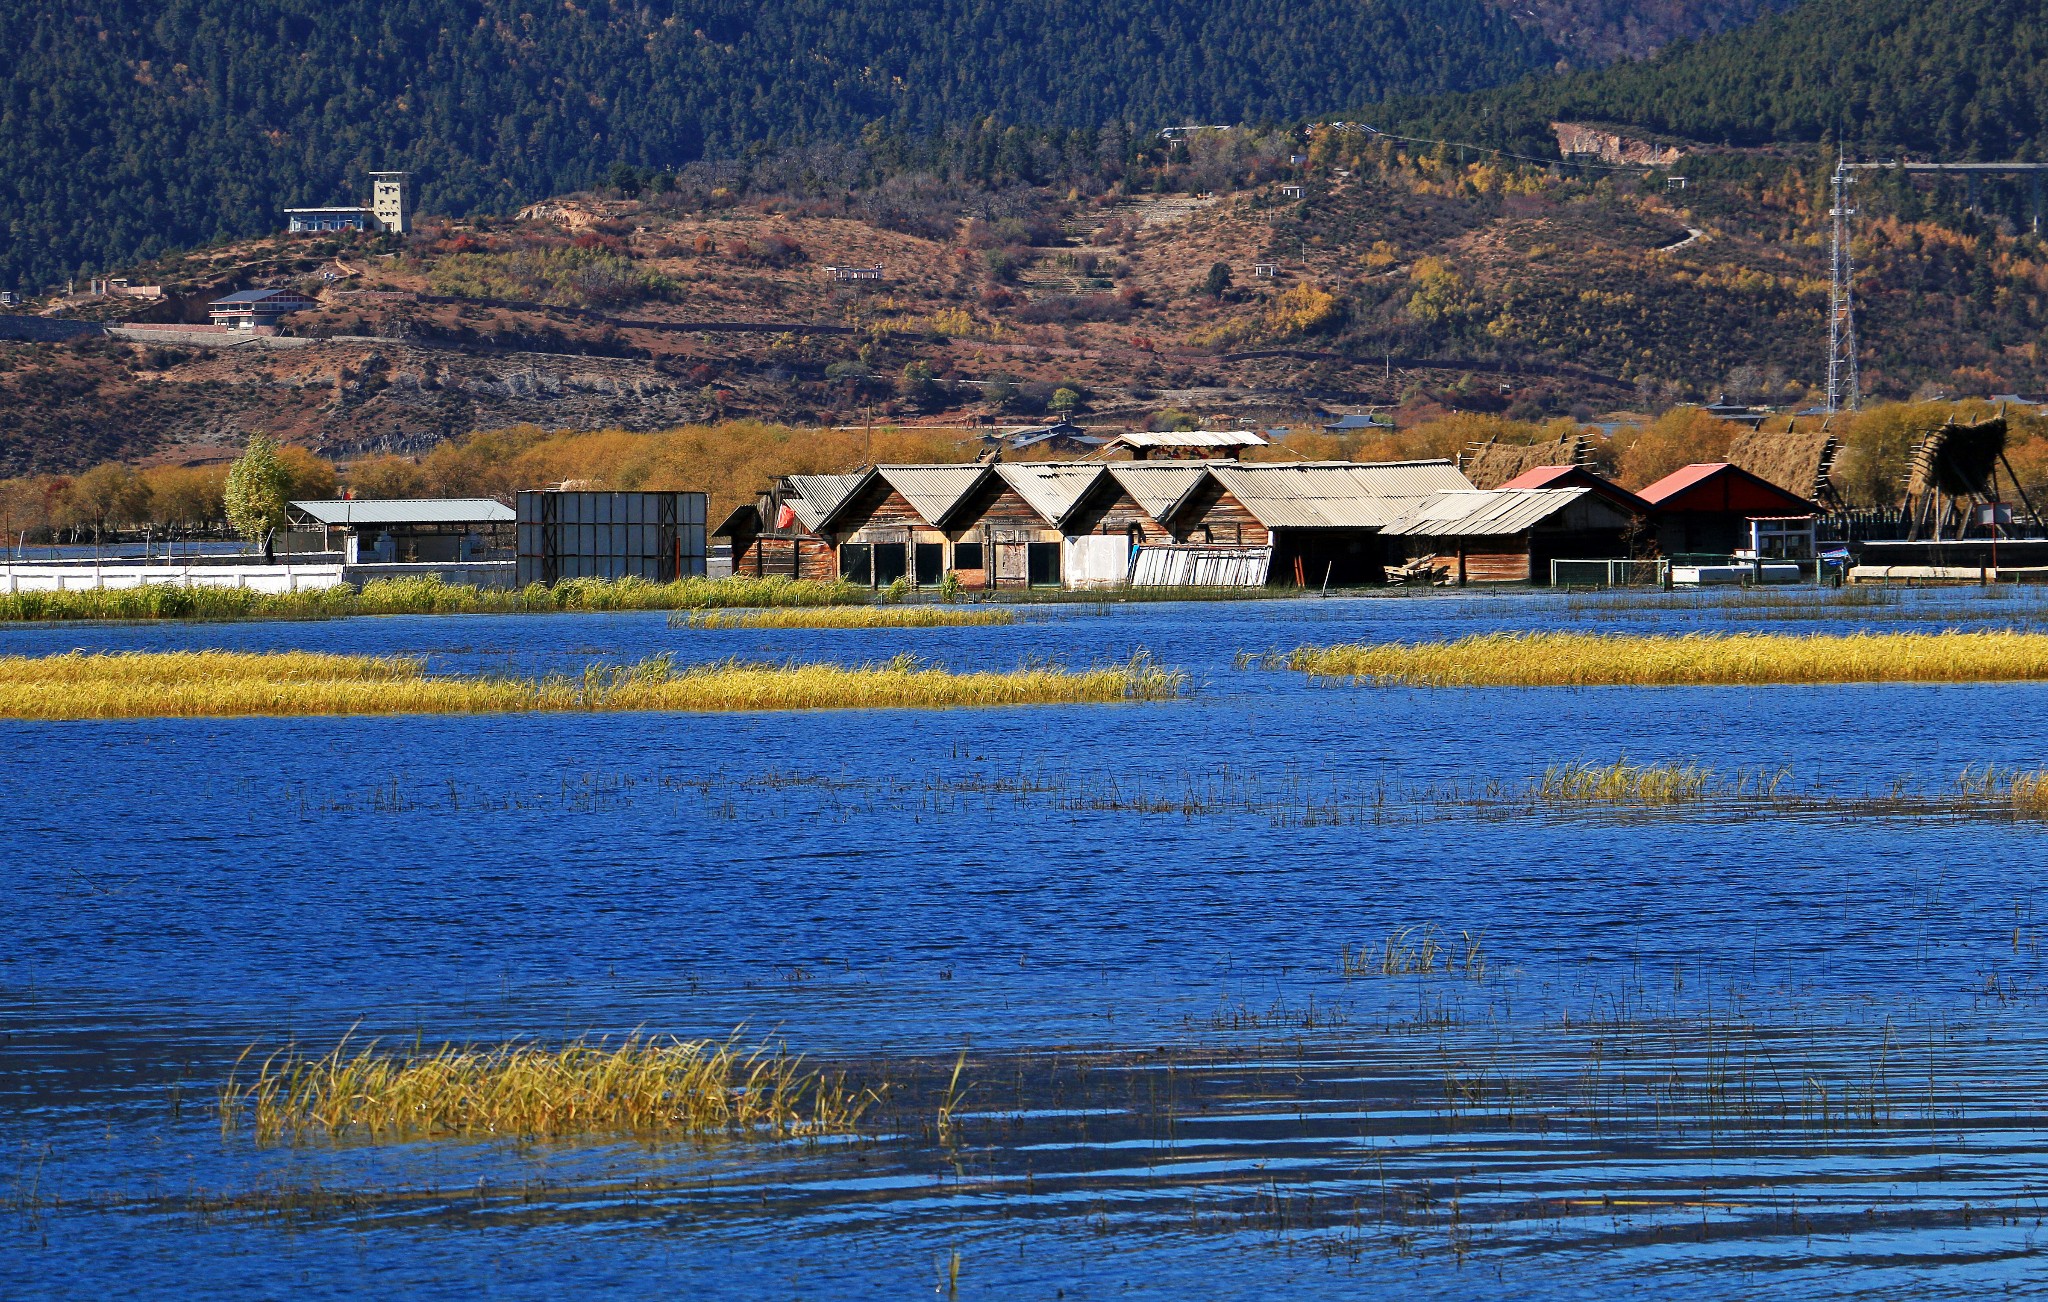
[1106,464,1210,518]
[1497,464,1653,513]
[1207,461,1475,529]
[1379,488,1592,536]
[291,498,513,526]
[213,288,316,305]
[1637,462,1733,504]
[875,465,991,526]
[1115,429,1268,449]
[1637,461,1816,512]
[784,472,868,531]
[995,463,1107,525]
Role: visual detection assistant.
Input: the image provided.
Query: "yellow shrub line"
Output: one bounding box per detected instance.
[1289,629,2048,687]
[0,649,420,686]
[0,651,1184,718]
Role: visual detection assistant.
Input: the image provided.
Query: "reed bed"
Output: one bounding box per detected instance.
[0,574,866,622]
[1537,758,1713,803]
[674,606,1015,630]
[0,649,1186,719]
[1288,629,2048,687]
[1958,765,2048,817]
[220,1034,874,1142]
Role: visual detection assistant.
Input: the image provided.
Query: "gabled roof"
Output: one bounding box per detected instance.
[782,472,867,531]
[1637,462,1818,514]
[211,288,317,306]
[1106,463,1211,519]
[291,498,513,526]
[872,465,992,527]
[1112,429,1268,450]
[1380,487,1615,536]
[995,463,1108,526]
[1496,464,1651,514]
[1206,460,1474,529]
[711,504,758,537]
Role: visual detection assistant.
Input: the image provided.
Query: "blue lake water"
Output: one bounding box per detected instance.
[4,588,2048,1298]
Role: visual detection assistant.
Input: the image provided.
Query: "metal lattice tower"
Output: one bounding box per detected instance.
[1826,162,1860,415]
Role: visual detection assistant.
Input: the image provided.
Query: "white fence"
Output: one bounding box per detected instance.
[0,560,516,594]
[1129,544,1272,588]
[0,562,347,594]
[1550,558,1670,588]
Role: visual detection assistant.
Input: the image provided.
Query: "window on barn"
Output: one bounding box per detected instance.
[839,543,873,585]
[952,541,984,570]
[873,542,907,586]
[1026,542,1061,587]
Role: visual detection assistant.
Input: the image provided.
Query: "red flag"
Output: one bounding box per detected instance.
[775,503,798,530]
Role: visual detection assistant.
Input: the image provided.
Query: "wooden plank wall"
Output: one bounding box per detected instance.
[1065,485,1174,542]
[1168,480,1270,545]
[837,485,928,536]
[1451,541,1531,583]
[734,535,838,581]
[949,482,1060,538]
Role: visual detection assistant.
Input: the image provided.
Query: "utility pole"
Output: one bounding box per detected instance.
[1826,160,1861,415]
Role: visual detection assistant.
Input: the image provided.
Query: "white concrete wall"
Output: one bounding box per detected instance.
[0,563,347,593]
[0,560,516,593]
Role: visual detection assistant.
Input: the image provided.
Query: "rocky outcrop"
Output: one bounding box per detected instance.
[1552,122,1686,166]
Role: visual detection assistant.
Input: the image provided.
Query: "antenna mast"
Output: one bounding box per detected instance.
[1826,160,1860,414]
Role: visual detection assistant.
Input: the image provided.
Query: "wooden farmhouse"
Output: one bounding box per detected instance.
[1379,486,1639,584]
[1177,461,1473,585]
[1637,462,1818,557]
[718,455,1682,590]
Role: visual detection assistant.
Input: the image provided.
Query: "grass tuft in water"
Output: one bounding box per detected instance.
[0,649,1187,718]
[674,606,1015,630]
[1958,765,2048,817]
[1288,630,2048,687]
[1341,925,1486,979]
[1538,758,1713,803]
[220,1033,875,1143]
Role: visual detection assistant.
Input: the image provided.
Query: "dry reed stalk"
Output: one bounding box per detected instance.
[219,1034,875,1142]
[1958,765,2048,816]
[1289,630,2048,687]
[677,607,1015,630]
[1538,758,1712,803]
[0,650,1186,719]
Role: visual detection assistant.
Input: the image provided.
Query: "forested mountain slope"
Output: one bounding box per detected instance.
[1397,0,2048,160]
[0,0,1563,292]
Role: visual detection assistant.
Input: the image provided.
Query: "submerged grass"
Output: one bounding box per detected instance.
[674,606,1016,630]
[0,575,866,622]
[1289,629,2048,687]
[1538,758,1714,803]
[0,649,1187,718]
[220,1033,874,1143]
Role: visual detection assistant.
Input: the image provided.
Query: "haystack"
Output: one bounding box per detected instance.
[1728,427,1840,506]
[1907,417,2005,499]
[1461,434,1589,490]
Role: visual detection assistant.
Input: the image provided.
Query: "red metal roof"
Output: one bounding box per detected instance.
[1495,464,1651,514]
[1637,462,1817,514]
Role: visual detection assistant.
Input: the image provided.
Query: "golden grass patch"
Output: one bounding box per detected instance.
[222,1034,874,1143]
[1289,630,2048,687]
[0,650,1184,718]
